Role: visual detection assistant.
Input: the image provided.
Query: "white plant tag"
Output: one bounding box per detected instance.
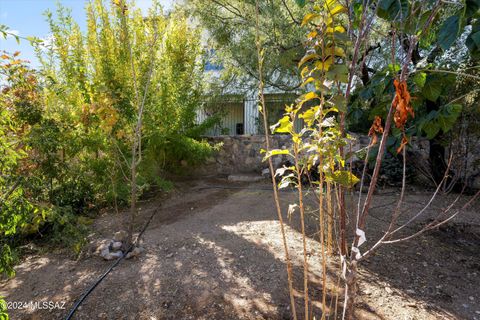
[351,246,362,260]
[356,228,366,247]
[287,204,298,219]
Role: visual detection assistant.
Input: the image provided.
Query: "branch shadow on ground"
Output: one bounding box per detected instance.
[3,181,477,320]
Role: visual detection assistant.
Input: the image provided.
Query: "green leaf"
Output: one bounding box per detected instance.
[466,22,480,60]
[412,72,426,88]
[446,103,462,115]
[326,64,349,83]
[295,0,306,7]
[437,15,460,51]
[329,94,347,112]
[377,0,409,21]
[420,104,462,138]
[422,74,443,101]
[465,0,480,18]
[328,170,360,187]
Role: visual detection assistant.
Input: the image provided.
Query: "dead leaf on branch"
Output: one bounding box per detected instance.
[368,116,384,145]
[397,135,409,154]
[393,80,414,153]
[393,79,414,130]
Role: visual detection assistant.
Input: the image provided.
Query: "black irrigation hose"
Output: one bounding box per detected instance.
[64,204,163,320]
[64,251,127,320]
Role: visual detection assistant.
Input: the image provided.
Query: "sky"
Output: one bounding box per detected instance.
[0,0,174,67]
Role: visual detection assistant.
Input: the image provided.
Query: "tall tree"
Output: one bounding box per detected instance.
[187,0,308,91]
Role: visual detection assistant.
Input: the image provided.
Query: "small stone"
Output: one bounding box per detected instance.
[126,246,144,259]
[104,251,123,260]
[110,251,123,258]
[261,168,270,178]
[469,296,475,301]
[135,246,145,254]
[113,230,128,242]
[166,253,174,258]
[98,312,107,319]
[112,241,122,251]
[385,286,393,294]
[100,247,110,259]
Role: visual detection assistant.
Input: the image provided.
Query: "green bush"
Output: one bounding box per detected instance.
[0,296,8,320]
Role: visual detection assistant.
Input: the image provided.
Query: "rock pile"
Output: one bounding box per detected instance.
[95,230,145,260]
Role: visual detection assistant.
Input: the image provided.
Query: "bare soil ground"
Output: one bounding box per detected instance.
[1,177,479,320]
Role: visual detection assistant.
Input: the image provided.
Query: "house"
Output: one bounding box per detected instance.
[196,92,303,136]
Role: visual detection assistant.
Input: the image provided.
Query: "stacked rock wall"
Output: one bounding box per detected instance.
[196,134,479,189]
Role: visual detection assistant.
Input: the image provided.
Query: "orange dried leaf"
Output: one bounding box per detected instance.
[397,135,409,154]
[368,116,383,145]
[393,80,414,130]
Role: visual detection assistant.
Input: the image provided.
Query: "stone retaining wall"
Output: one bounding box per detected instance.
[201,135,290,174]
[199,134,428,175]
[196,134,480,189]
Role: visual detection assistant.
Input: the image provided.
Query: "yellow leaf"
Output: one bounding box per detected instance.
[300,106,320,126]
[302,77,316,87]
[302,13,320,26]
[314,56,334,71]
[270,116,293,134]
[326,26,346,33]
[307,30,318,39]
[304,91,319,101]
[292,134,301,144]
[298,92,320,109]
[326,45,346,57]
[324,0,338,8]
[298,53,319,68]
[301,65,311,79]
[329,5,346,16]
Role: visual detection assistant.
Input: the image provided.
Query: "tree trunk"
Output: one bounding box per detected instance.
[426,100,447,185]
[127,143,137,251]
[344,262,358,320]
[429,136,447,184]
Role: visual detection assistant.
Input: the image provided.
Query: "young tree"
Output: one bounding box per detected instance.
[35,0,211,249]
[259,0,480,318]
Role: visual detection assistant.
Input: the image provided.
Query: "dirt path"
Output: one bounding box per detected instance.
[1,178,479,320]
